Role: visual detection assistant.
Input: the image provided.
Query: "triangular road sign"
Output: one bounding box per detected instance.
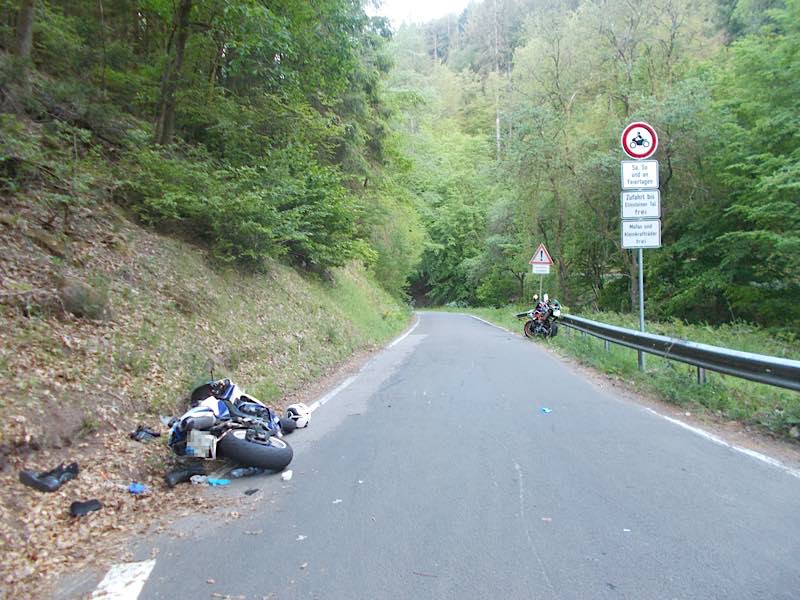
[529,243,554,265]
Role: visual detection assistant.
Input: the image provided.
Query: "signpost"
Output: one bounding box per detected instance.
[620,122,661,370]
[529,243,553,296]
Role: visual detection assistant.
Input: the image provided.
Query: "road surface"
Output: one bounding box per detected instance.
[128,312,800,599]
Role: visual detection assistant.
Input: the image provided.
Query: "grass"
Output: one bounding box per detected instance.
[442,306,800,440]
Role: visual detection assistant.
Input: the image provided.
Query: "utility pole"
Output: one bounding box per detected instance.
[493,0,501,160]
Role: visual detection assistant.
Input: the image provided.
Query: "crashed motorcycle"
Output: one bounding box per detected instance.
[168,378,293,471]
[516,295,561,338]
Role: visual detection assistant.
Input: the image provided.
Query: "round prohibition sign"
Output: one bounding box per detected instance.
[621,121,658,159]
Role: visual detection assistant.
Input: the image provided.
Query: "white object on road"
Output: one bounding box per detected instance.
[281,470,293,481]
[92,560,156,599]
[296,535,307,541]
[332,499,342,504]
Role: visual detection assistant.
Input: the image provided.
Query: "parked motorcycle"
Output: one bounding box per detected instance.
[168,378,293,471]
[516,294,561,338]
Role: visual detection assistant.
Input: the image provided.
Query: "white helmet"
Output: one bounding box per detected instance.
[285,403,311,428]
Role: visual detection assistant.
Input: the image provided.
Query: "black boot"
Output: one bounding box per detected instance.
[164,463,205,488]
[19,462,80,493]
[70,499,102,517]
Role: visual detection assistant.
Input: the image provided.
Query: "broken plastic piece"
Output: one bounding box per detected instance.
[207,478,230,486]
[281,470,293,481]
[70,499,102,517]
[230,466,265,478]
[190,475,209,485]
[19,462,79,493]
[128,482,148,495]
[540,407,552,414]
[244,488,259,496]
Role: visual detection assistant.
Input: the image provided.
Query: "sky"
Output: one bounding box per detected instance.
[367,0,472,27]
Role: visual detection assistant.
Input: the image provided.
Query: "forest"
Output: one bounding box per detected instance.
[1,0,798,331]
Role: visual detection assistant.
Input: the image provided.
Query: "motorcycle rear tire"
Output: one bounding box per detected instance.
[523,320,536,338]
[218,430,293,471]
[549,322,559,337]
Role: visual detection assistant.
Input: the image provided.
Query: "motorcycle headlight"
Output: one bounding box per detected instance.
[552,309,561,317]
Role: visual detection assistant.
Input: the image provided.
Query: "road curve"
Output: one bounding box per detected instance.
[136,312,800,600]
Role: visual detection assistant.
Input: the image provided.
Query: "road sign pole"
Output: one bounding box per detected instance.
[637,248,645,371]
[539,276,543,297]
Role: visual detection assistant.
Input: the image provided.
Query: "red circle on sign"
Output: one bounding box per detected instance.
[621,122,658,159]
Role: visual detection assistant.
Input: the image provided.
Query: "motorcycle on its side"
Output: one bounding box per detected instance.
[168,378,293,471]
[516,295,561,338]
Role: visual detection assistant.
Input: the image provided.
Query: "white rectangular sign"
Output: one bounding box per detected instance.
[621,190,660,219]
[621,160,659,190]
[532,264,551,275]
[621,219,661,248]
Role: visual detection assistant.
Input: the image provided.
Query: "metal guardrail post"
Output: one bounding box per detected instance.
[604,340,610,352]
[697,367,707,385]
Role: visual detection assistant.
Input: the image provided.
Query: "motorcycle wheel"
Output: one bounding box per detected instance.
[218,429,293,470]
[549,322,559,337]
[523,320,536,338]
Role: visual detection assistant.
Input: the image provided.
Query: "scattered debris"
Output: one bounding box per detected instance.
[244,530,263,536]
[230,466,265,478]
[296,535,307,541]
[541,517,552,522]
[128,482,148,495]
[412,571,438,578]
[129,425,161,442]
[281,470,293,481]
[190,475,209,485]
[69,499,102,518]
[244,488,260,496]
[332,499,342,504]
[357,480,364,484]
[207,478,230,487]
[207,579,215,584]
[164,463,205,488]
[623,528,631,532]
[300,562,308,570]
[540,407,552,414]
[19,462,79,493]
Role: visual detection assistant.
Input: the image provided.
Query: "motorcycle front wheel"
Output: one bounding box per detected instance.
[218,429,293,470]
[548,322,559,337]
[523,320,536,338]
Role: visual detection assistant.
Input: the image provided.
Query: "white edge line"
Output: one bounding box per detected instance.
[467,314,514,334]
[467,312,800,481]
[92,560,156,600]
[307,316,421,414]
[644,407,800,480]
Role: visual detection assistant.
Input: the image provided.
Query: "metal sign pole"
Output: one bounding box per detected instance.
[638,248,645,370]
[539,276,543,297]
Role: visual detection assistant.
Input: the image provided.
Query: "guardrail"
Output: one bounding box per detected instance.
[559,315,800,392]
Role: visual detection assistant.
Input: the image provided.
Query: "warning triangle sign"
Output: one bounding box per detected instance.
[529,243,554,265]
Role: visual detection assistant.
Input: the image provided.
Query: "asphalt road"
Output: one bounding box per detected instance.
[137,312,800,600]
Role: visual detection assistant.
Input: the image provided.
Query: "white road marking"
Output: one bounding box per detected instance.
[468,312,800,481]
[308,315,421,414]
[643,407,800,480]
[91,560,156,600]
[467,314,514,333]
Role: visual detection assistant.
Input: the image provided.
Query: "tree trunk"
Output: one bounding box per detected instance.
[15,0,35,96]
[154,0,192,145]
[16,0,34,59]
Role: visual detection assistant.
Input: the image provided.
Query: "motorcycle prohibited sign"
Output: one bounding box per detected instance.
[621,122,658,160]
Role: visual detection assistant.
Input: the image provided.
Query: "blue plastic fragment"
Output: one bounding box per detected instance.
[207,478,231,487]
[128,482,148,495]
[540,407,552,414]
